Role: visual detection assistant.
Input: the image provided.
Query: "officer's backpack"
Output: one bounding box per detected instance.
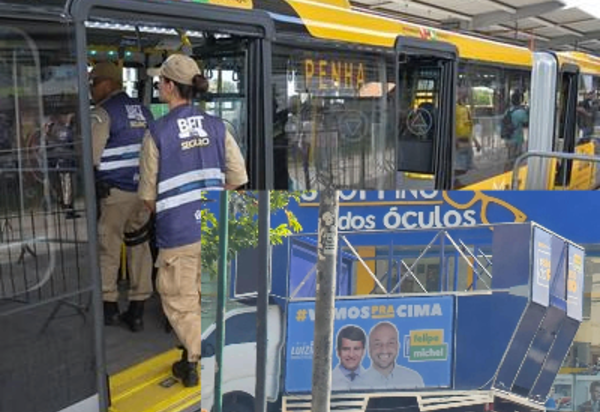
[500,108,517,140]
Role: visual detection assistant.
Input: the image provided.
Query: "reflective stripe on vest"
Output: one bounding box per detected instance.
[98,143,141,171]
[156,168,225,213]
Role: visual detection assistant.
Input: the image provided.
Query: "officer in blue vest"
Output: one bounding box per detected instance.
[90,61,155,332]
[138,54,247,387]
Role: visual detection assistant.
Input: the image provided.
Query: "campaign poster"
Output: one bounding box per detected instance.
[567,244,585,321]
[532,226,552,307]
[284,296,454,393]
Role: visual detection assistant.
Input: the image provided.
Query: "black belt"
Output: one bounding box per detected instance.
[124,217,154,247]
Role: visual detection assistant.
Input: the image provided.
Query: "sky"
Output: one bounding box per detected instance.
[561,0,600,19]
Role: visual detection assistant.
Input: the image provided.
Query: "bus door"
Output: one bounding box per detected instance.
[395,37,457,190]
[72,0,274,191]
[69,0,274,409]
[0,3,102,412]
[554,63,579,188]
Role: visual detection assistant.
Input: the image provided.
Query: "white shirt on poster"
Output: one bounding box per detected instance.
[332,364,367,391]
[360,364,425,390]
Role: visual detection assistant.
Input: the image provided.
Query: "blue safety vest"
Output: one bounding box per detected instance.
[96,92,153,192]
[150,104,226,249]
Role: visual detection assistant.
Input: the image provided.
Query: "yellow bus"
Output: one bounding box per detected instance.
[468,50,600,190]
[12,0,600,193]
[1,0,600,411]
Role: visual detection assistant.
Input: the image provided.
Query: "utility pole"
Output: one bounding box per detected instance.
[214,191,229,412]
[311,188,340,412]
[255,191,271,412]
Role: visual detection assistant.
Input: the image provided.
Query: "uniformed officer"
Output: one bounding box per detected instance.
[138,53,247,387]
[90,61,155,332]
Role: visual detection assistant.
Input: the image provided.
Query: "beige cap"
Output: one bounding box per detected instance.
[90,61,122,84]
[148,54,200,86]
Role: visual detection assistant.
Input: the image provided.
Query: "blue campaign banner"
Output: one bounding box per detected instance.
[284,296,455,394]
[202,191,599,246]
[290,191,600,246]
[567,245,585,321]
[532,227,552,307]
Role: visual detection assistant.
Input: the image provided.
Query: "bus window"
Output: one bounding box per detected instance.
[271,44,396,190]
[554,68,579,187]
[576,75,598,142]
[0,20,96,412]
[394,38,457,191]
[453,62,531,188]
[86,17,264,189]
[397,62,441,177]
[202,53,247,158]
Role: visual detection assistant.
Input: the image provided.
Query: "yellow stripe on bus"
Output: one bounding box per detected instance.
[355,246,376,295]
[287,0,533,67]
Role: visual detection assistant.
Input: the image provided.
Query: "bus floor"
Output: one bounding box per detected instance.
[105,291,201,412]
[105,292,176,375]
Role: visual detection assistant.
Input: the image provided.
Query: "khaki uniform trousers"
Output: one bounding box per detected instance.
[156,241,202,362]
[99,188,153,302]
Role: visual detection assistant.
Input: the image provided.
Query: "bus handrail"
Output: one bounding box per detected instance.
[510,150,600,190]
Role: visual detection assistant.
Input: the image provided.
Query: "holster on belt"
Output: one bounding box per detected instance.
[95,175,112,220]
[124,215,155,247]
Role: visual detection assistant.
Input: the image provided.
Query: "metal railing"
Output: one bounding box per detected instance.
[287,224,507,300]
[510,150,600,190]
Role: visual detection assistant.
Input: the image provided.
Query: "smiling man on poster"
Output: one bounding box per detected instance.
[362,321,424,389]
[332,325,368,390]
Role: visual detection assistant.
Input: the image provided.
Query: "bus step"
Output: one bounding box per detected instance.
[108,348,201,412]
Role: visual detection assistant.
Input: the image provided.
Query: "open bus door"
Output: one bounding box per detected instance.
[554,63,580,188]
[76,0,273,410]
[75,0,274,192]
[395,37,457,190]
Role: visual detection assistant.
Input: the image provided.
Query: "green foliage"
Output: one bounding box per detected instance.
[201,191,304,279]
[472,87,493,107]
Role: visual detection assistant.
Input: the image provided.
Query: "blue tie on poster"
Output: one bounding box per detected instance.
[284,296,455,394]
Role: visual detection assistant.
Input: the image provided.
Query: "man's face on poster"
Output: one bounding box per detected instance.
[592,385,600,402]
[338,338,365,372]
[369,324,399,371]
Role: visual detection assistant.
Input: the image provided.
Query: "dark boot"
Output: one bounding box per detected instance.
[103,301,120,326]
[172,348,199,387]
[120,300,145,332]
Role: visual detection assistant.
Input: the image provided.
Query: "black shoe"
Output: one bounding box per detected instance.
[103,302,120,326]
[172,359,199,387]
[120,301,145,332]
[172,349,199,387]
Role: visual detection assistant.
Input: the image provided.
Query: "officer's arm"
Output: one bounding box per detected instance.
[138,131,159,212]
[90,107,111,167]
[224,130,249,190]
